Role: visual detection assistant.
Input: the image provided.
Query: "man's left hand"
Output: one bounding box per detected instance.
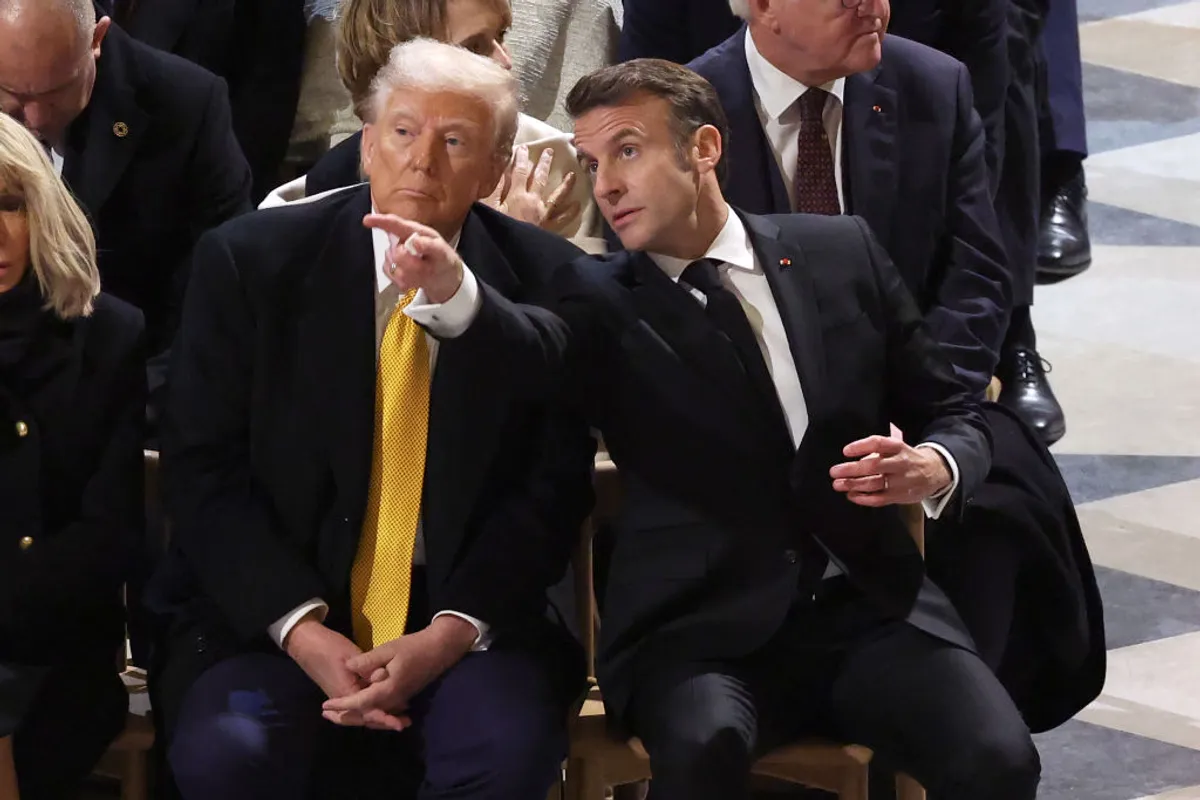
[321,615,478,731]
[830,435,951,507]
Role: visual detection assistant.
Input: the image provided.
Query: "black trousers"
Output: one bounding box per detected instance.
[4,660,127,799]
[627,582,1039,800]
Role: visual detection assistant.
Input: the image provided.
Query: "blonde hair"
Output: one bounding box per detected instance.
[370,38,518,161]
[0,114,100,319]
[728,0,750,18]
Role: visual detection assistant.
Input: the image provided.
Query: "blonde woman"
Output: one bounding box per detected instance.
[261,0,606,252]
[0,114,146,799]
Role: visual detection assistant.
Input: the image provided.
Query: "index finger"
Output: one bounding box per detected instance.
[363,213,439,243]
[322,681,392,714]
[842,435,904,459]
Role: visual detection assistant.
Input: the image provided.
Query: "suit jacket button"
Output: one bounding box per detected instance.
[196,634,207,654]
[15,421,28,437]
[18,536,33,551]
[783,549,798,564]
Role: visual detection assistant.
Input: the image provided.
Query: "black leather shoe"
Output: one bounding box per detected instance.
[1037,168,1092,282]
[997,348,1067,446]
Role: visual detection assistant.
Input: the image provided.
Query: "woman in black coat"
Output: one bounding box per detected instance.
[0,114,146,798]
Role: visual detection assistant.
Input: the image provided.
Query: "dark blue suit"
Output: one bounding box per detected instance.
[689,32,1011,397]
[1041,0,1087,159]
[617,0,741,64]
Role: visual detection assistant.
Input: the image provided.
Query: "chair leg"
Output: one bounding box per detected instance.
[837,762,869,800]
[563,757,607,800]
[0,737,18,800]
[120,750,148,800]
[895,772,926,800]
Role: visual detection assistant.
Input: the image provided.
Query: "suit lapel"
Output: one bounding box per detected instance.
[842,68,898,246]
[62,31,149,218]
[297,188,377,528]
[743,213,829,429]
[711,32,791,216]
[420,208,520,575]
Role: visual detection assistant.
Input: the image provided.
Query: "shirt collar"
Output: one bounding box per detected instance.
[647,205,758,281]
[744,27,846,122]
[371,209,463,294]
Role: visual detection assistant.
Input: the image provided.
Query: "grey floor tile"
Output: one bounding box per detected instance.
[1054,454,1200,504]
[1036,719,1200,799]
[1084,63,1200,154]
[1090,202,1200,246]
[1096,566,1200,649]
[1079,0,1197,23]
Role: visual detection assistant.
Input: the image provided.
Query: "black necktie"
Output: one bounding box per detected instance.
[680,258,782,419]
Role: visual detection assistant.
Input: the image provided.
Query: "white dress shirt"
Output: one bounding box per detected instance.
[268,214,494,651]
[744,28,846,213]
[646,207,960,528]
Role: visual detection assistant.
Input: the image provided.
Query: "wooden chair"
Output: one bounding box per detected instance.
[93,450,161,800]
[0,736,17,800]
[564,459,928,800]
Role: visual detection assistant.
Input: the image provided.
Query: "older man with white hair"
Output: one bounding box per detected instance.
[150,38,594,800]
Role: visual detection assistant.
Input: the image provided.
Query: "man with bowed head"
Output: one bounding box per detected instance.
[150,38,594,799]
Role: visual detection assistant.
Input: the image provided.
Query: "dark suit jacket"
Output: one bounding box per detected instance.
[551,210,990,724]
[888,1,1009,192]
[149,186,594,730]
[305,130,364,196]
[690,32,1011,397]
[0,295,145,723]
[62,23,253,421]
[115,0,306,201]
[617,0,741,64]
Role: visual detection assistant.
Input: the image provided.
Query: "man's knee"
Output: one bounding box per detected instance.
[637,703,757,794]
[938,727,1041,800]
[169,711,288,798]
[423,714,568,797]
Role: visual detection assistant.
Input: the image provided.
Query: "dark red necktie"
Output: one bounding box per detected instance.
[794,88,840,215]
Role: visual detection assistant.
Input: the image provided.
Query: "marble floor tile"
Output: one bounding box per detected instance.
[1093,565,1200,648]
[1119,0,1200,27]
[1058,454,1200,504]
[1080,0,1198,24]
[1081,19,1200,88]
[1083,63,1200,155]
[1080,477,1200,539]
[1085,135,1200,226]
[1089,203,1200,247]
[1077,502,1200,591]
[1136,787,1200,799]
[1036,719,1200,799]
[1076,631,1200,751]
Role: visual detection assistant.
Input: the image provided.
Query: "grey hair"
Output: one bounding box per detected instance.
[366,38,519,161]
[728,0,750,19]
[0,0,95,42]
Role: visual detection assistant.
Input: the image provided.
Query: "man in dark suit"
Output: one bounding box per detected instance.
[689,2,1010,402]
[111,0,307,202]
[0,0,253,425]
[617,0,742,64]
[149,39,593,799]
[556,59,1039,800]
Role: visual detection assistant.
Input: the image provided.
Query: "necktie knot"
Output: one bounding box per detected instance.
[680,258,723,295]
[798,88,828,122]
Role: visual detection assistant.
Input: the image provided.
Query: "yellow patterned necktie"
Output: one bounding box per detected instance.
[350,289,430,650]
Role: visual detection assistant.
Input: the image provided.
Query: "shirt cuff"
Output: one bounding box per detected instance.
[431,610,492,651]
[405,265,482,339]
[268,598,328,649]
[915,442,960,520]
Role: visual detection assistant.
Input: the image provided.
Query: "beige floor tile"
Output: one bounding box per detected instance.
[1121,1,1200,29]
[1082,19,1200,87]
[1031,334,1200,456]
[1078,632,1200,752]
[1084,137,1200,228]
[1077,505,1200,590]
[1082,479,1200,539]
[1136,787,1200,800]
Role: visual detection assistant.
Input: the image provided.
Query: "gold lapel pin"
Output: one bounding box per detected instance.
[113,121,129,138]
[872,105,883,113]
[779,257,792,268]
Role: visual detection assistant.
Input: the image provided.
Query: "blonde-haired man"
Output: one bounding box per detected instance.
[153,39,593,799]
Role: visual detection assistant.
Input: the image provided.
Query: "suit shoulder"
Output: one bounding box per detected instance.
[471,203,585,266]
[880,36,968,88]
[205,187,362,263]
[553,251,634,293]
[688,29,742,77]
[83,293,146,363]
[113,25,224,102]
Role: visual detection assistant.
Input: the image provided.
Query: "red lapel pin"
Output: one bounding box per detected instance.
[779,257,792,268]
[872,105,883,113]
